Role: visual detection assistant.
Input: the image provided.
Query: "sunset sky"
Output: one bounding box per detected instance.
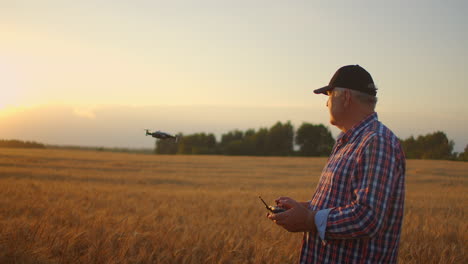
[1,1,467,151]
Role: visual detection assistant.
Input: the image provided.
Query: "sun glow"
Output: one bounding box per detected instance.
[0,106,26,119]
[0,59,22,110]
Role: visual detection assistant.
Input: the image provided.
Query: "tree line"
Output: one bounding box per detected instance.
[0,128,465,161]
[0,139,46,149]
[156,122,335,157]
[400,131,467,161]
[156,124,467,162]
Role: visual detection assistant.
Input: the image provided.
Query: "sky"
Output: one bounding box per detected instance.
[1,0,467,152]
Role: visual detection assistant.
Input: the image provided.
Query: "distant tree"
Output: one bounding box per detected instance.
[177,133,217,154]
[458,144,468,162]
[223,140,245,155]
[220,123,294,156]
[401,136,420,159]
[219,130,244,154]
[241,129,259,155]
[252,128,269,156]
[220,129,259,155]
[0,139,45,149]
[295,123,335,156]
[155,133,180,154]
[220,130,244,144]
[245,129,255,138]
[401,131,454,160]
[421,131,454,159]
[220,124,296,156]
[265,121,294,156]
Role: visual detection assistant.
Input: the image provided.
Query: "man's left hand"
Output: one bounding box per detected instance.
[267,197,317,233]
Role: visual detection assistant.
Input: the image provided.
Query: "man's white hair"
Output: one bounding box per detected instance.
[333,87,378,110]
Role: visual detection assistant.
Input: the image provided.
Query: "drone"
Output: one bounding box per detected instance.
[144,129,179,142]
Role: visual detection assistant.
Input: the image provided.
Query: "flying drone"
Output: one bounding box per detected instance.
[144,129,179,142]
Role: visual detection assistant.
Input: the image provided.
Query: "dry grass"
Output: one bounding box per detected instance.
[0,148,466,264]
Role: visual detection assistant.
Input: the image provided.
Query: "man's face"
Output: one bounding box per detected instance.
[326,89,346,127]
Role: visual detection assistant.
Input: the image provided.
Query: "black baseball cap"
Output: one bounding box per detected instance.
[314,65,377,96]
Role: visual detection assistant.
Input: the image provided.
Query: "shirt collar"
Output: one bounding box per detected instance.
[337,112,378,144]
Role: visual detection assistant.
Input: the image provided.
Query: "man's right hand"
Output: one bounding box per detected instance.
[275,197,310,209]
[268,197,317,233]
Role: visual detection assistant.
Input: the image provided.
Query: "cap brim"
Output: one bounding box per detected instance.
[313,85,333,95]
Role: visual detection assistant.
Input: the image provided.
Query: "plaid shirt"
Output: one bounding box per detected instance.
[301,113,406,264]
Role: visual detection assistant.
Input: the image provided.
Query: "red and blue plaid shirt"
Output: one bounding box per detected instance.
[301,113,406,264]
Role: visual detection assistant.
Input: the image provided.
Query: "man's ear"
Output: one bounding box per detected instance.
[343,89,351,108]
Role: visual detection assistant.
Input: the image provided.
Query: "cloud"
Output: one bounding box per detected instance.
[73,107,96,119]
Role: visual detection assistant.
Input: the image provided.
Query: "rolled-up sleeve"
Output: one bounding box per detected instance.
[315,208,332,241]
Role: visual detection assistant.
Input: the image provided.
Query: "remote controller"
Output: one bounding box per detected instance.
[259,196,286,214]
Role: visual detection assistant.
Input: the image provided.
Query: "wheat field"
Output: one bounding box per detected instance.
[0,148,466,264]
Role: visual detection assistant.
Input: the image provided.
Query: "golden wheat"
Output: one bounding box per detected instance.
[0,148,466,263]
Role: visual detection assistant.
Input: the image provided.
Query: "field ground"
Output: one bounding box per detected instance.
[0,148,467,263]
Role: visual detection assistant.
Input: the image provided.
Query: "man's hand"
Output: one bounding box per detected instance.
[267,197,317,233]
[273,196,309,209]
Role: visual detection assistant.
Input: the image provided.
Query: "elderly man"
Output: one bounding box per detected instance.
[268,65,406,264]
